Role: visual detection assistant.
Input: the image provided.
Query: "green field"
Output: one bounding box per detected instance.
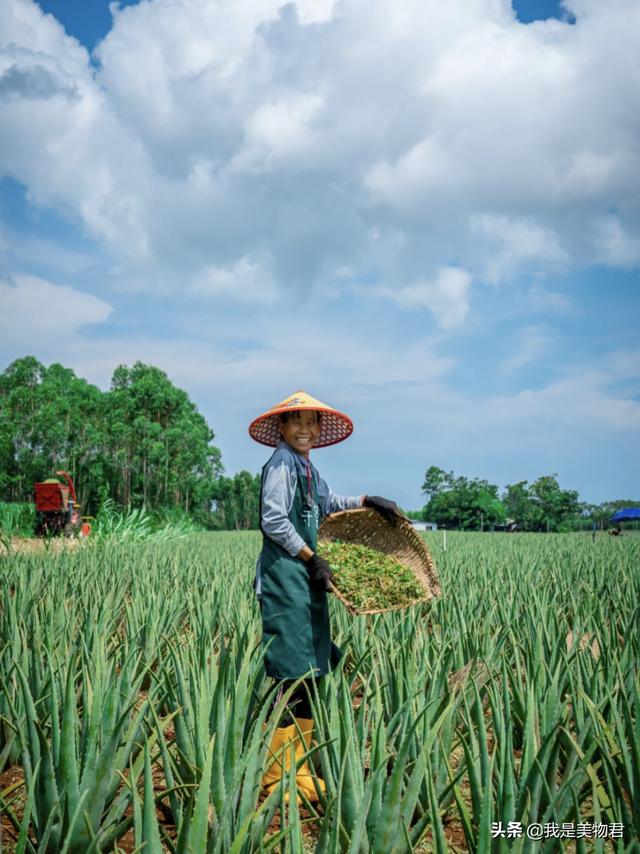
[1,531,638,852]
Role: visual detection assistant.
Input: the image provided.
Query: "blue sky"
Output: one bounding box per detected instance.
[1,0,639,509]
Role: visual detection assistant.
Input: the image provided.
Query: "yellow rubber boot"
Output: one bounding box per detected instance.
[261,719,326,802]
[262,723,296,790]
[293,718,326,802]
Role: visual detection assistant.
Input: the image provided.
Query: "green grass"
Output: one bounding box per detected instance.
[91,497,203,542]
[0,501,34,547]
[0,530,638,851]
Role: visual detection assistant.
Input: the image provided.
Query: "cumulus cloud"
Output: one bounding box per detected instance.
[470,214,568,284]
[491,370,640,432]
[187,256,281,303]
[232,94,325,171]
[0,0,639,311]
[593,215,640,267]
[373,266,472,329]
[0,273,113,347]
[0,63,77,99]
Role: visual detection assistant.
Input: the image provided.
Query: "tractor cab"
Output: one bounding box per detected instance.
[34,470,82,536]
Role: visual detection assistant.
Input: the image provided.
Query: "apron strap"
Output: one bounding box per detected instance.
[305,458,313,507]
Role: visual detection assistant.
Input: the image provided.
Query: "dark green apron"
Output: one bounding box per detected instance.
[259,457,342,680]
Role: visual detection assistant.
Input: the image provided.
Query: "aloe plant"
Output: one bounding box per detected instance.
[0,531,637,851]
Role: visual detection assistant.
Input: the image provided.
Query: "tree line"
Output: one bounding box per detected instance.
[0,356,261,529]
[418,465,637,532]
[1,358,634,532]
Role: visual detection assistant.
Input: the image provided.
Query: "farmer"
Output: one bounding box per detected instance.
[249,390,400,800]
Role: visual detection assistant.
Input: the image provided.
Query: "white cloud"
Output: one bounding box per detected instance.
[0,228,97,275]
[529,282,570,313]
[470,214,568,284]
[373,266,472,329]
[0,273,113,347]
[373,348,640,455]
[0,0,638,311]
[233,94,324,171]
[364,138,463,213]
[499,324,553,372]
[492,371,640,432]
[593,215,640,267]
[187,256,280,303]
[602,349,640,382]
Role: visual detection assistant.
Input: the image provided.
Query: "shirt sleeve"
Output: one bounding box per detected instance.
[316,471,363,517]
[261,459,306,557]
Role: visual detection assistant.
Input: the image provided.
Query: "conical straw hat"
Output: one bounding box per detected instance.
[249,390,353,448]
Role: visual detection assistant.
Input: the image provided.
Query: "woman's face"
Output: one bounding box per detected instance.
[278,411,321,456]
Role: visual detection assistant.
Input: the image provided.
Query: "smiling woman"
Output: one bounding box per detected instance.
[248,389,400,800]
[277,409,321,455]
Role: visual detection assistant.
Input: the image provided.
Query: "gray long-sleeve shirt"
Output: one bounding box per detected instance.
[255,440,362,596]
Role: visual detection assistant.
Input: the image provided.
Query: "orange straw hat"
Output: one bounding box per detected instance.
[249,390,353,448]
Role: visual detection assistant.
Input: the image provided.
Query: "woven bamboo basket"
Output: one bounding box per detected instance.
[317,507,440,616]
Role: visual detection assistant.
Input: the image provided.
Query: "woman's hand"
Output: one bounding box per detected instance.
[363,495,402,526]
[305,553,334,591]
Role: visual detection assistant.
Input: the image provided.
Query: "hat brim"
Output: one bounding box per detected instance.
[249,405,353,448]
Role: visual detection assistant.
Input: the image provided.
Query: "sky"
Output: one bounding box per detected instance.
[1,0,639,510]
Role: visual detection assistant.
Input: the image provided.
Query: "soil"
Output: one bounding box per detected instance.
[0,764,27,853]
[0,536,84,556]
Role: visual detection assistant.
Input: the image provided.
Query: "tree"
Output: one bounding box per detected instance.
[0,357,223,518]
[211,471,261,529]
[503,475,580,532]
[474,485,507,531]
[528,475,580,532]
[503,481,532,529]
[0,357,105,508]
[421,466,506,530]
[105,362,222,513]
[421,466,453,503]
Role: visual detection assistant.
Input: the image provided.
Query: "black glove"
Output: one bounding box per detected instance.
[306,553,334,591]
[363,495,402,526]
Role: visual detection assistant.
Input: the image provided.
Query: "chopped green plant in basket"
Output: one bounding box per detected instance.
[317,540,425,611]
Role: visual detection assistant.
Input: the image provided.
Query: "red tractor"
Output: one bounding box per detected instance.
[34,470,86,537]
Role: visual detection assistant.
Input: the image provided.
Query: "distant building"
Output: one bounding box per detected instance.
[411,520,437,531]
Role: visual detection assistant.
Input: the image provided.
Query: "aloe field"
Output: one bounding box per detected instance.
[0,531,639,852]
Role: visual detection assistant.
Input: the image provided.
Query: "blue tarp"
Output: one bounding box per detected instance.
[610,507,640,522]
